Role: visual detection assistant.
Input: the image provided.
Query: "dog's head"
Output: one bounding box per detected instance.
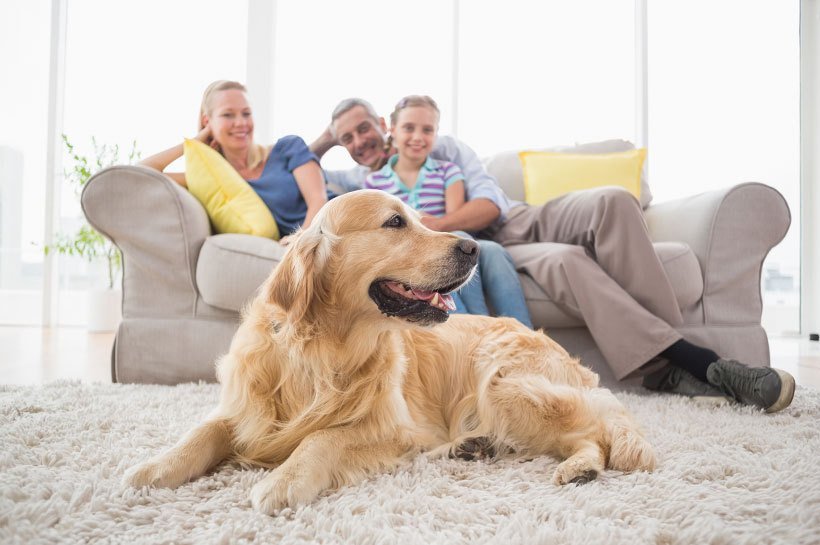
[264,190,478,331]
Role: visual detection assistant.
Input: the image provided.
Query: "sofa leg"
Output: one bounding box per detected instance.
[110,334,119,383]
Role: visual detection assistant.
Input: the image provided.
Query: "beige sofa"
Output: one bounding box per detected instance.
[82,145,790,386]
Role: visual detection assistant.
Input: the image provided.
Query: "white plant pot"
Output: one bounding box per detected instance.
[87,288,122,333]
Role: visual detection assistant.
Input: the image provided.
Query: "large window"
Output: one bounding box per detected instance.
[458,0,636,156]
[0,1,805,333]
[648,0,800,334]
[269,0,456,171]
[0,0,52,325]
[55,0,248,325]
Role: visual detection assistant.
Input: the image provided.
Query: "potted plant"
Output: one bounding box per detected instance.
[45,135,140,331]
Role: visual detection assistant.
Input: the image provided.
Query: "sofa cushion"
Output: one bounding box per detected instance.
[198,236,702,324]
[518,148,646,206]
[520,241,702,329]
[519,274,585,328]
[484,139,654,209]
[653,241,703,312]
[184,139,280,239]
[197,234,286,312]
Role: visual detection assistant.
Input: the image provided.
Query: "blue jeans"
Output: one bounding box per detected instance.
[450,234,533,328]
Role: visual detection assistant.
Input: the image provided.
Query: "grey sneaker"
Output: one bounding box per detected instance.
[706,358,796,413]
[642,365,728,402]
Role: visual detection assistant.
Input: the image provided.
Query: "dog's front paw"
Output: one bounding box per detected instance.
[552,457,602,486]
[451,436,496,461]
[122,458,185,489]
[251,469,323,515]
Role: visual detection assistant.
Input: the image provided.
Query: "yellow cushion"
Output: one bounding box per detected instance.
[183,139,279,239]
[518,148,647,205]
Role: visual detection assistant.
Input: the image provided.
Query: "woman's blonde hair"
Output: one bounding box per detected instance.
[200,80,266,171]
[385,95,440,153]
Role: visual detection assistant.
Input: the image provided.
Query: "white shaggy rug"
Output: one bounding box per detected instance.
[1,381,819,545]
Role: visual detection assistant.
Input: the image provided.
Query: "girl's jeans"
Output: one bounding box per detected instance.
[450,234,533,328]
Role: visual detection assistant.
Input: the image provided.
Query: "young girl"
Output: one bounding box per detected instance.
[365,95,532,327]
[139,80,331,245]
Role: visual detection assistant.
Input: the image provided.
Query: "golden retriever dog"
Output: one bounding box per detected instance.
[123,190,655,514]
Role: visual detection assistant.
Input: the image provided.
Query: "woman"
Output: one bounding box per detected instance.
[140,80,329,244]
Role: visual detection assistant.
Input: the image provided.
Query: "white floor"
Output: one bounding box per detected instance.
[0,326,114,385]
[0,326,818,389]
[768,335,820,389]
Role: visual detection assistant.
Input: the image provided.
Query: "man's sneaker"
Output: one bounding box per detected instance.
[705,358,795,413]
[642,365,728,403]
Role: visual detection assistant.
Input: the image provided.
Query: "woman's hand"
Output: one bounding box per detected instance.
[195,125,216,149]
[279,234,294,246]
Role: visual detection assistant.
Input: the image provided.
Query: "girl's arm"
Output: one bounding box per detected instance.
[444,179,466,216]
[137,126,213,188]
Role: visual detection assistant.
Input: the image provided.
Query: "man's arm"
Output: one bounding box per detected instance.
[420,198,500,233]
[324,166,370,193]
[309,126,336,160]
[308,126,367,194]
[430,136,512,224]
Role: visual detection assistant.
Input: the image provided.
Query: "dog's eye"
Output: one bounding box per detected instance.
[382,214,405,229]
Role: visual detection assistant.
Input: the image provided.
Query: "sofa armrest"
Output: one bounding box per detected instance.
[81,165,212,318]
[644,182,790,324]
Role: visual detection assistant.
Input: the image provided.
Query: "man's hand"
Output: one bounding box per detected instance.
[419,199,500,233]
[309,125,337,159]
[420,215,447,232]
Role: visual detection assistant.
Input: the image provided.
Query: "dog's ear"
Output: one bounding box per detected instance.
[265,228,326,323]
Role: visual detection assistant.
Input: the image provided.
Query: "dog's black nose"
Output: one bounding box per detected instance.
[456,238,479,265]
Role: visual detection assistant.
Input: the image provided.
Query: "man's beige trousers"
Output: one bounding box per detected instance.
[489,187,683,380]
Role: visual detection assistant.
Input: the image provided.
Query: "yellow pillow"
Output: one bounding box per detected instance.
[518,148,646,205]
[183,139,279,239]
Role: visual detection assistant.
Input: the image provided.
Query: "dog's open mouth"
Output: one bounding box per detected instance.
[383,281,457,311]
[369,278,464,324]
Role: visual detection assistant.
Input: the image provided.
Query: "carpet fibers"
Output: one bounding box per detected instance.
[1,381,819,545]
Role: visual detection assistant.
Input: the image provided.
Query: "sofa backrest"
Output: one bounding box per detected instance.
[482,139,653,209]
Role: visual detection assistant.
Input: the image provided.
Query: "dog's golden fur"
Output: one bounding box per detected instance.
[124,190,655,514]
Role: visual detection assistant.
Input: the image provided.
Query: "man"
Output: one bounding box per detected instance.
[310,98,795,413]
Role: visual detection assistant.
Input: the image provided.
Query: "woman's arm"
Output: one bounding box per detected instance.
[292,160,328,231]
[137,126,213,188]
[138,144,187,187]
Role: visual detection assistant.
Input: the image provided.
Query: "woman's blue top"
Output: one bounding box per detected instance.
[248,135,334,237]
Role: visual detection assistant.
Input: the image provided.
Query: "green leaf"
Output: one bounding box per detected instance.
[46,135,140,286]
